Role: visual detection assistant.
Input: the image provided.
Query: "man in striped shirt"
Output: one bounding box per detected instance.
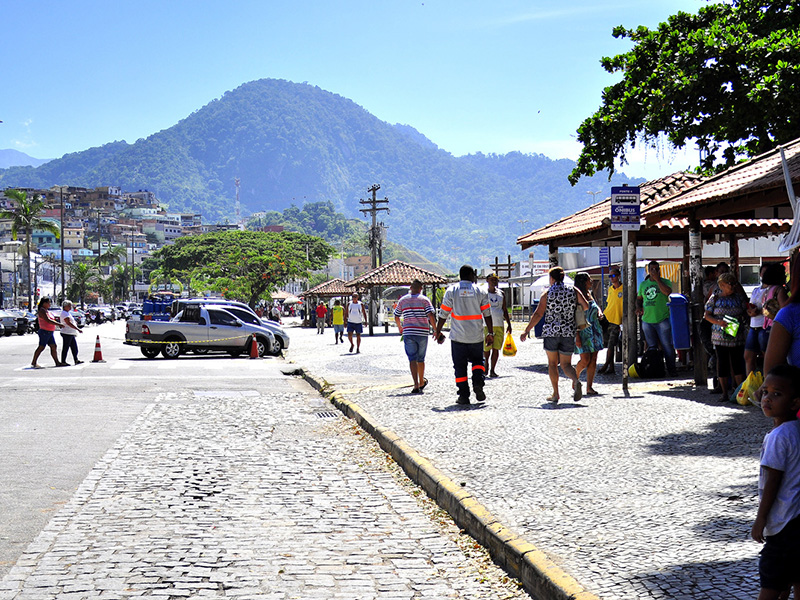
[394,280,437,394]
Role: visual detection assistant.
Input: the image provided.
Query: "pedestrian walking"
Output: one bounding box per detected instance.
[520,266,589,403]
[347,293,368,353]
[750,363,800,600]
[31,297,65,369]
[394,280,437,393]
[270,302,282,323]
[315,302,327,334]
[597,265,623,375]
[331,299,345,344]
[434,265,494,405]
[704,271,749,401]
[483,273,512,378]
[59,300,84,365]
[574,272,604,395]
[636,260,678,376]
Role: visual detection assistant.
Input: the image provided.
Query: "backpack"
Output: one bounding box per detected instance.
[638,347,666,378]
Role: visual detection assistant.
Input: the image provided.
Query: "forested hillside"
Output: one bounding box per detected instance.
[0,78,641,268]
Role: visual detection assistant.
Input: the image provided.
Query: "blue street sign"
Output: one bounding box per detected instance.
[610,186,641,231]
[599,247,610,266]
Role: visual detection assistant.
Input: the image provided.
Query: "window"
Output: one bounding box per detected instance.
[226,308,259,325]
[208,309,239,326]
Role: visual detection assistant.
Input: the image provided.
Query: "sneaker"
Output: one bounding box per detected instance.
[411,387,422,394]
[573,381,582,402]
[475,388,486,402]
[456,396,470,405]
[74,360,84,365]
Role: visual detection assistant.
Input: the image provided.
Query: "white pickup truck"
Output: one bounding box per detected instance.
[125,304,277,359]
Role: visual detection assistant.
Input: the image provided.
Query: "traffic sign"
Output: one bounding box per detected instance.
[610,186,641,231]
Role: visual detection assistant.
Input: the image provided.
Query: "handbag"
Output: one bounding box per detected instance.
[762,286,780,320]
[575,305,589,330]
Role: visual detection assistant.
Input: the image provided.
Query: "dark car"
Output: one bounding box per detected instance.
[0,309,27,336]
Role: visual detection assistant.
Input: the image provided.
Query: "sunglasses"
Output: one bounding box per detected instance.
[609,273,620,278]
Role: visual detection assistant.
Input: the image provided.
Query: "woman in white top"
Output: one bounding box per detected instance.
[60,300,84,365]
[745,263,788,376]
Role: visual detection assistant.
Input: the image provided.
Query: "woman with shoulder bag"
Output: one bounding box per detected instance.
[574,272,604,395]
[744,262,788,376]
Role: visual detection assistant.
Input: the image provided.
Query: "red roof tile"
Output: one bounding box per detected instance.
[644,138,800,220]
[345,260,448,287]
[517,172,703,248]
[305,278,350,297]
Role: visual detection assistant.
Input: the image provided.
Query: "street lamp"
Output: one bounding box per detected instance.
[587,190,603,203]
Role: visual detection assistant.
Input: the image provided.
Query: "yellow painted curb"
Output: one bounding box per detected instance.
[299,367,601,600]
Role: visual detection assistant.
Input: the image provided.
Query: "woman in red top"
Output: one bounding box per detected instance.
[31,297,65,369]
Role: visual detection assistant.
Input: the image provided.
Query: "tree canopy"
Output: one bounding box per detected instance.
[154,230,334,307]
[569,0,800,184]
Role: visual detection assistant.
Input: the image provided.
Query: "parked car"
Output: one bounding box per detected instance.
[125,305,277,359]
[0,309,27,336]
[0,321,5,336]
[174,298,290,353]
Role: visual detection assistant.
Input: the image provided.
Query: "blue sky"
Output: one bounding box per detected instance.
[1,0,705,181]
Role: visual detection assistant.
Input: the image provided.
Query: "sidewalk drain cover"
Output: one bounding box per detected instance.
[315,411,340,419]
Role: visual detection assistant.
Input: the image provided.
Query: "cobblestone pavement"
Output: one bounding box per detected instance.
[287,321,770,600]
[0,386,530,599]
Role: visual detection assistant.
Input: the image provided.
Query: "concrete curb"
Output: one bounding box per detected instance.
[298,366,601,600]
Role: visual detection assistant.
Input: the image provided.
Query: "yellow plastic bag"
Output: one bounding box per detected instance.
[503,333,517,357]
[737,371,763,406]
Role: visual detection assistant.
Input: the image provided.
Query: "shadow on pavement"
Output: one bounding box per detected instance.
[431,403,489,413]
[627,557,757,599]
[646,410,766,458]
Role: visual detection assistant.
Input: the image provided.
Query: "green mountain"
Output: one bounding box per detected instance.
[0,78,641,269]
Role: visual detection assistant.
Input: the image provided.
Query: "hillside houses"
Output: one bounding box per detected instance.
[0,185,210,307]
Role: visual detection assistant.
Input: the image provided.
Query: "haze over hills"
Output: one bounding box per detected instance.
[0,149,51,169]
[0,78,642,268]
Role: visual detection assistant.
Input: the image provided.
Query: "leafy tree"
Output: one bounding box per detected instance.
[0,189,61,308]
[67,262,98,309]
[569,0,800,184]
[154,230,334,307]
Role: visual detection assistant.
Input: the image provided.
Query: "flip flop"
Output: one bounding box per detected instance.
[420,378,429,390]
[31,365,44,369]
[546,395,559,404]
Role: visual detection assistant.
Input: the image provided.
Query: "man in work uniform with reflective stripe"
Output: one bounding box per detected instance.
[434,265,494,405]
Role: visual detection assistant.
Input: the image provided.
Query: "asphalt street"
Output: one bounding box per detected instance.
[286,319,773,600]
[0,320,529,599]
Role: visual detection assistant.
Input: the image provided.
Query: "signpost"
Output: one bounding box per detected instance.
[610,186,641,396]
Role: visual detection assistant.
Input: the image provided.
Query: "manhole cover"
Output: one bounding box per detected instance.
[315,411,340,419]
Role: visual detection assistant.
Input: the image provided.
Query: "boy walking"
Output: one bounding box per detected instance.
[331,299,345,344]
[752,364,800,600]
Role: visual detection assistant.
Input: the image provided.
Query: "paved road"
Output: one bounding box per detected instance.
[0,321,529,599]
[286,320,770,600]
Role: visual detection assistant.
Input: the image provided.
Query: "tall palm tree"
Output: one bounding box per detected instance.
[67,262,97,310]
[1,189,61,309]
[96,245,126,303]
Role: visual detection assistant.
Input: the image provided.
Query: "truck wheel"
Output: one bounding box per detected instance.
[141,346,160,359]
[161,338,183,359]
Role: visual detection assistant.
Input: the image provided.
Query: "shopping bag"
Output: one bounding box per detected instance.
[737,371,763,406]
[503,333,517,356]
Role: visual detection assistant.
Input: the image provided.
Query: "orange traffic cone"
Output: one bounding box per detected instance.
[249,335,260,359]
[92,335,106,363]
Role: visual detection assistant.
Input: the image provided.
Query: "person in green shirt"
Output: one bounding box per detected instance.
[636,260,677,376]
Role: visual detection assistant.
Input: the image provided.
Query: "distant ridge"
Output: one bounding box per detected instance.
[0,149,51,169]
[0,78,641,268]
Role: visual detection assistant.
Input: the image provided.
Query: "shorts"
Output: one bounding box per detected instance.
[403,335,429,362]
[760,515,800,591]
[37,329,56,347]
[543,336,575,355]
[347,322,363,334]
[483,326,504,351]
[333,324,344,334]
[744,327,770,354]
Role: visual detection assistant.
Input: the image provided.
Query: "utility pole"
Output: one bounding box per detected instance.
[234,177,242,230]
[359,185,389,270]
[59,186,66,303]
[359,185,389,335]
